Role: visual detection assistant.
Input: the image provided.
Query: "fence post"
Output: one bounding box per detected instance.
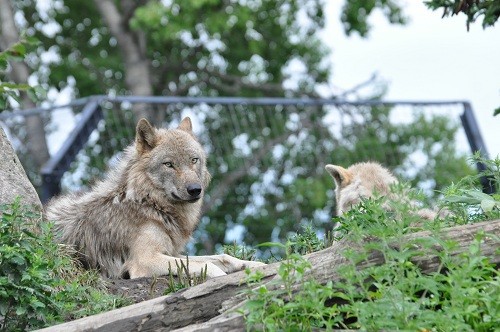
[40,99,104,202]
[460,102,495,194]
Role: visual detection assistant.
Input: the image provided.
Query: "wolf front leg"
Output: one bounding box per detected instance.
[123,253,227,279]
[124,226,227,279]
[188,254,266,274]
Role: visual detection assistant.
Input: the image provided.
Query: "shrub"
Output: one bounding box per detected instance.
[242,156,500,331]
[0,199,129,331]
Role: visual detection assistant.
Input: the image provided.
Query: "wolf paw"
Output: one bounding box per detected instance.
[218,254,266,273]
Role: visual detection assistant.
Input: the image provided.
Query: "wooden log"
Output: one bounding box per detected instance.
[38,219,500,332]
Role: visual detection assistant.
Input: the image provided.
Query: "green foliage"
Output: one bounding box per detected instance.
[222,242,257,262]
[441,154,500,223]
[0,199,129,331]
[162,257,208,295]
[425,0,500,30]
[20,0,329,98]
[242,157,499,331]
[341,0,407,36]
[337,231,499,331]
[242,242,344,331]
[494,107,500,116]
[287,224,330,255]
[0,37,45,110]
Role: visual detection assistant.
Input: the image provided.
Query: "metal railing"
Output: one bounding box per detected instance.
[0,96,492,201]
[0,96,492,249]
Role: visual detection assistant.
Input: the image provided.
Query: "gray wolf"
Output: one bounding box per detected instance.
[325,161,438,219]
[46,117,264,279]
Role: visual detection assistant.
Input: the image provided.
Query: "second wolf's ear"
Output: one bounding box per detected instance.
[325,164,352,188]
[136,118,156,154]
[178,117,193,133]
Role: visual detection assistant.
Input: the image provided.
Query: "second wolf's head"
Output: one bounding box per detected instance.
[325,162,397,216]
[131,117,211,204]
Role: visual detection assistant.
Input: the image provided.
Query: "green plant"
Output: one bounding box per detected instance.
[243,242,344,331]
[441,154,500,223]
[425,0,500,30]
[162,256,208,295]
[242,155,499,331]
[222,242,258,262]
[0,199,128,331]
[287,224,330,255]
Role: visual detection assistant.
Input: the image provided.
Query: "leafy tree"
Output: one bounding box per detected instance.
[341,0,407,36]
[425,0,500,30]
[19,0,329,109]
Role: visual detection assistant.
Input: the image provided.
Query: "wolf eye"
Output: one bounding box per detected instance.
[191,158,199,164]
[164,162,174,168]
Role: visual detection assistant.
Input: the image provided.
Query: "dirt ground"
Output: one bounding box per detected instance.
[104,276,179,304]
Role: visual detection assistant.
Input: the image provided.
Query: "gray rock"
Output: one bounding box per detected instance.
[0,125,42,210]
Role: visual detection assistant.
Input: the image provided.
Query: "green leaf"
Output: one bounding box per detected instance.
[16,306,27,315]
[494,107,500,117]
[256,242,287,249]
[30,300,46,309]
[245,299,265,310]
[0,58,7,70]
[0,301,9,316]
[465,190,494,202]
[10,43,26,57]
[480,199,496,213]
[444,195,480,204]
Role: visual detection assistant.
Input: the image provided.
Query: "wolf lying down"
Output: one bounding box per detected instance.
[46,117,264,279]
[325,162,442,219]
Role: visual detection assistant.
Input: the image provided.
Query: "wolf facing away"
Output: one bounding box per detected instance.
[325,161,438,219]
[46,117,264,279]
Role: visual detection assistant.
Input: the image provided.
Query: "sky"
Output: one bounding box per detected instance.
[322,1,500,159]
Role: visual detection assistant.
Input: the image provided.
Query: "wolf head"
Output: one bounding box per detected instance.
[133,117,210,203]
[325,162,397,215]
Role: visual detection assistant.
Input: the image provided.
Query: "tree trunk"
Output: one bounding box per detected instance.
[93,0,154,122]
[0,0,50,170]
[38,219,500,332]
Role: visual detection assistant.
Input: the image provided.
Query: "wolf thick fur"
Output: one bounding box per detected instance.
[325,161,438,219]
[46,117,264,279]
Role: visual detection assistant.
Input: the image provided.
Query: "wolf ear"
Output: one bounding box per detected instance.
[136,118,156,154]
[178,117,193,133]
[325,164,352,188]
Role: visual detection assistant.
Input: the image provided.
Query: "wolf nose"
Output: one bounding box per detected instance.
[186,184,202,197]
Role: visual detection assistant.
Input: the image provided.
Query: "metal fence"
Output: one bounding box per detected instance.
[0,96,491,250]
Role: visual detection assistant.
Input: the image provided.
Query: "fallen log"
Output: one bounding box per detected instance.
[38,219,500,332]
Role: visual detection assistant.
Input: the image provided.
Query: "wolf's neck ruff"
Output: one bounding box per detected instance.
[114,185,197,239]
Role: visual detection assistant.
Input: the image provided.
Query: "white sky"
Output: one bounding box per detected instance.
[322,0,500,159]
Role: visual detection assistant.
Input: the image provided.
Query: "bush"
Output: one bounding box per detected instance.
[0,198,129,331]
[243,156,500,331]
